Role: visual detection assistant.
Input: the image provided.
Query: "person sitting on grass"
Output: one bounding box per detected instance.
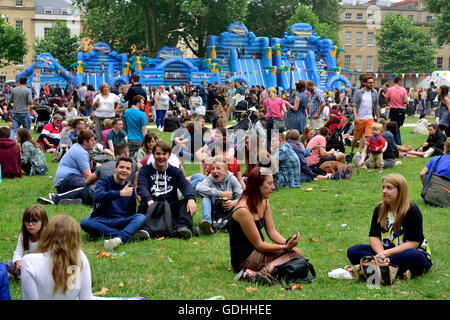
[403,124,447,158]
[37,113,64,153]
[135,132,158,163]
[196,155,243,235]
[80,156,148,251]
[231,166,303,286]
[38,143,138,206]
[16,128,48,176]
[137,140,198,240]
[106,118,128,157]
[270,133,301,188]
[347,173,432,280]
[0,126,22,179]
[4,205,49,280]
[21,215,94,300]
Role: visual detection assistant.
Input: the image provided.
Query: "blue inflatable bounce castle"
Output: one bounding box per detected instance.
[17,22,351,92]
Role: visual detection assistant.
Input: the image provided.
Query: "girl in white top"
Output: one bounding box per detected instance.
[4,205,49,279]
[21,215,94,300]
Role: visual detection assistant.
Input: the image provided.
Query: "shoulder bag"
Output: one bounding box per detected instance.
[359,256,398,286]
[272,257,316,288]
[421,155,450,207]
[266,98,286,132]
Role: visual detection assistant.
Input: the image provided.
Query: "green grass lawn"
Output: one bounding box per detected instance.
[0,118,448,300]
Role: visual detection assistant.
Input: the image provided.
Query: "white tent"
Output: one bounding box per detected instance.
[416,71,450,88]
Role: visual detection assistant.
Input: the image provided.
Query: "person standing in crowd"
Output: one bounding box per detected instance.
[263,87,287,152]
[426,81,438,116]
[124,74,147,108]
[347,174,432,280]
[83,84,96,117]
[385,76,408,145]
[306,80,326,132]
[285,80,308,134]
[124,95,148,158]
[9,77,33,140]
[21,215,94,300]
[351,75,379,156]
[92,83,119,145]
[153,85,170,132]
[78,83,87,112]
[378,84,388,116]
[437,85,450,137]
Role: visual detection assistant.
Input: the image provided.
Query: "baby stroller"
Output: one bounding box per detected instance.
[234,99,249,121]
[324,114,351,153]
[33,104,54,133]
[228,115,253,161]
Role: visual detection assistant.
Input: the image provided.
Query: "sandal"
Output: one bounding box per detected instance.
[234,268,254,282]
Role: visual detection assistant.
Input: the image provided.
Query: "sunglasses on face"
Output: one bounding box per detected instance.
[25,219,41,225]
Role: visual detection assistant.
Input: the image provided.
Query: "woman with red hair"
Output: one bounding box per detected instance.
[230,166,303,285]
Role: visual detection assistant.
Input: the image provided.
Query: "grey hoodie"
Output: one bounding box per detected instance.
[196,172,243,201]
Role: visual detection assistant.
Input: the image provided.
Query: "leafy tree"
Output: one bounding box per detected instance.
[422,0,450,46]
[34,21,80,70]
[286,4,340,45]
[0,17,28,67]
[375,14,436,73]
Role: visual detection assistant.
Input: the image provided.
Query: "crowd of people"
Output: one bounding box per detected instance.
[0,72,449,299]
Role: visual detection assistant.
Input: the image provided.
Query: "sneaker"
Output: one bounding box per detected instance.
[344,164,353,180]
[137,229,150,240]
[200,220,215,235]
[192,226,200,237]
[58,198,82,206]
[177,227,192,240]
[104,237,121,251]
[403,270,412,280]
[333,166,343,181]
[423,148,434,158]
[37,197,55,205]
[368,169,374,173]
[378,169,383,173]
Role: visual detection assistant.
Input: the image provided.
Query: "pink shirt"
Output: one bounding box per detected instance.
[102,128,112,147]
[263,97,284,119]
[306,135,326,167]
[385,86,407,109]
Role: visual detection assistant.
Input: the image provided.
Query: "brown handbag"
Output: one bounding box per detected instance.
[359,256,398,286]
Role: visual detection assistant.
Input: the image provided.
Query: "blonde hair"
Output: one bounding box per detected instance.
[37,215,82,296]
[444,137,450,154]
[99,82,109,93]
[216,118,227,128]
[267,87,277,100]
[210,155,228,170]
[372,122,383,132]
[103,118,113,129]
[378,174,410,233]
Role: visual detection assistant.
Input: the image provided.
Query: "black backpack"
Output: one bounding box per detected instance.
[211,200,233,232]
[272,257,317,286]
[143,200,176,238]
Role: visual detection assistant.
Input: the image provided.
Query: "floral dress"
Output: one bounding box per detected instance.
[286,91,308,133]
[21,141,48,175]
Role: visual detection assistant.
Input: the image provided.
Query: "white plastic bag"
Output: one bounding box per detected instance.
[328,268,353,280]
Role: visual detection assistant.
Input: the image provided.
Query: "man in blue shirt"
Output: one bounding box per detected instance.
[53,130,95,193]
[124,95,148,158]
[80,156,148,250]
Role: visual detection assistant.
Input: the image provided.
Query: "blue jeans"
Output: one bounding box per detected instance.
[80,213,146,243]
[11,113,31,140]
[190,173,205,196]
[347,244,432,277]
[53,185,93,205]
[201,197,219,223]
[156,110,167,128]
[56,174,86,194]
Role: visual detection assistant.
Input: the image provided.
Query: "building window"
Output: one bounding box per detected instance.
[357,13,363,21]
[44,28,52,36]
[344,55,351,70]
[366,56,373,72]
[426,15,433,22]
[368,14,374,21]
[44,8,54,14]
[356,32,363,46]
[437,57,443,69]
[345,13,352,20]
[61,9,69,15]
[356,56,362,72]
[345,32,352,46]
[15,0,23,7]
[15,20,23,31]
[0,76,6,90]
[367,32,374,46]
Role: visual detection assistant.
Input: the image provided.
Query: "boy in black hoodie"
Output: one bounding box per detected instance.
[137,140,198,239]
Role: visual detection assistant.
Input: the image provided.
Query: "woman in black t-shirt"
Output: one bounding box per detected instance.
[230,167,302,285]
[347,173,432,279]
